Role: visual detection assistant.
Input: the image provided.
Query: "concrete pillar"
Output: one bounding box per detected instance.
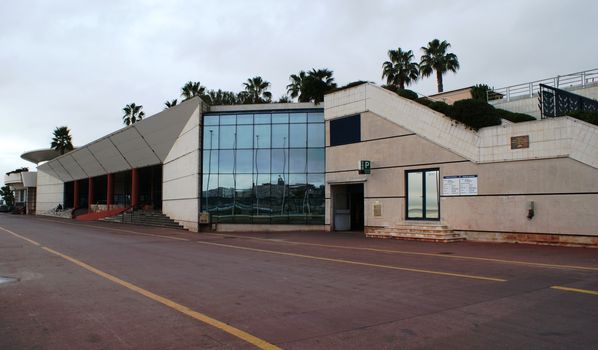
[73,180,79,208]
[88,177,93,209]
[131,168,139,208]
[107,174,113,210]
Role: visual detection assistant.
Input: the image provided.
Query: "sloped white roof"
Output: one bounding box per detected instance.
[38,97,201,181]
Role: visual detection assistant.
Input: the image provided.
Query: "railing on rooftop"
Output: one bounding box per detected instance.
[488,68,598,102]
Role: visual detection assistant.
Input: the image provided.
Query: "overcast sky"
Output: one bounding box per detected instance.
[1,0,597,184]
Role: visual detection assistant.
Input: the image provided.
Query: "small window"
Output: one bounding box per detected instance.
[330,114,360,146]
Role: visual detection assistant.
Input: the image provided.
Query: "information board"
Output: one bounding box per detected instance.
[442,175,478,196]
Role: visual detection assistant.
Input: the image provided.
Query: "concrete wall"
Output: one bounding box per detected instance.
[36,170,64,214]
[428,88,472,105]
[489,85,598,119]
[327,111,598,237]
[324,84,598,240]
[162,104,203,231]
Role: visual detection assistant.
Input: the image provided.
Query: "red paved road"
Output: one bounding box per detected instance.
[1,214,597,349]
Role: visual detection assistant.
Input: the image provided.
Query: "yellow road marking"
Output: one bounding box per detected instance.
[204,233,598,272]
[33,218,598,272]
[551,286,598,296]
[1,226,280,350]
[195,240,506,282]
[0,226,41,246]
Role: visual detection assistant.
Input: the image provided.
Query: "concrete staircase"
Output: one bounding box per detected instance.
[365,224,465,243]
[100,209,184,230]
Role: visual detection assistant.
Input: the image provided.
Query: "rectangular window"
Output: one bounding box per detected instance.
[330,114,360,146]
[406,169,439,220]
[202,109,324,225]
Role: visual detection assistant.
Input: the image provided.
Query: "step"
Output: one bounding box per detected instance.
[366,225,466,243]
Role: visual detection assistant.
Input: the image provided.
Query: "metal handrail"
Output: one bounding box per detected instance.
[488,68,598,102]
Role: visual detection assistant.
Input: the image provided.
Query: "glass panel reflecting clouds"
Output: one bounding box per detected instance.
[203,110,324,224]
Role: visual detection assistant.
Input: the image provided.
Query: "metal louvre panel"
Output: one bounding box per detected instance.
[70,148,105,178]
[109,127,160,168]
[87,138,130,174]
[47,160,73,182]
[135,100,199,161]
[57,155,87,180]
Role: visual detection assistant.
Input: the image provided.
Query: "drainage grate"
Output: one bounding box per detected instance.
[437,252,454,255]
[0,276,18,285]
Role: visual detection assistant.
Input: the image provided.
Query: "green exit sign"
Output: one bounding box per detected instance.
[359,160,371,174]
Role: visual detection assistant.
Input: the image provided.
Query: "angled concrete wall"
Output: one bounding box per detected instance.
[36,170,64,214]
[324,84,598,242]
[161,100,205,231]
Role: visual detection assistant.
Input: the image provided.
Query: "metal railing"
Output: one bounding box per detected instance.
[488,68,598,102]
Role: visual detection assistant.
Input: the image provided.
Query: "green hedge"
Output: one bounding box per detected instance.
[569,111,598,126]
[449,99,502,130]
[493,109,536,123]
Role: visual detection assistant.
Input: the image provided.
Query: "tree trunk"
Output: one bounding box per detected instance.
[436,70,443,93]
[399,81,405,90]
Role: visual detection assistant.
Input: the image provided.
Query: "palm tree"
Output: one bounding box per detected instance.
[181,81,206,100]
[243,76,272,104]
[205,89,238,105]
[382,48,419,90]
[287,71,307,100]
[122,103,144,126]
[419,39,460,93]
[287,68,337,103]
[164,99,178,109]
[277,95,292,103]
[51,126,74,155]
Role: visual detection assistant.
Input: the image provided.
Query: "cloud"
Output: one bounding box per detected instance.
[1,0,597,184]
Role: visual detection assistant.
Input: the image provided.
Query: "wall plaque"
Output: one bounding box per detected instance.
[373,201,382,217]
[511,135,529,149]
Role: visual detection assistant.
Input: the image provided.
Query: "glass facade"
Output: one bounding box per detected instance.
[202,109,325,224]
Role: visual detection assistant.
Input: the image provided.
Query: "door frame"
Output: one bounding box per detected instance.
[405,168,440,221]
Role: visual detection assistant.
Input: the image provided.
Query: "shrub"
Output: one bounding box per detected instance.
[416,97,433,107]
[471,84,491,101]
[449,99,501,130]
[568,111,598,126]
[396,89,419,101]
[428,101,452,116]
[494,109,536,123]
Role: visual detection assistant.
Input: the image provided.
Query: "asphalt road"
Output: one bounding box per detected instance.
[1,214,597,349]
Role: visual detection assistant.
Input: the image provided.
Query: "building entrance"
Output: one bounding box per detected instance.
[332,184,364,231]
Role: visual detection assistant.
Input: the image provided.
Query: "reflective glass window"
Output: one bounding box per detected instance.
[236,150,253,173]
[307,149,325,173]
[308,112,324,123]
[254,113,271,124]
[289,149,306,173]
[203,127,219,149]
[271,149,288,174]
[236,114,253,125]
[254,124,271,149]
[290,112,307,123]
[219,126,236,149]
[271,124,288,148]
[272,113,289,124]
[307,123,325,148]
[220,114,236,125]
[218,150,234,173]
[236,125,253,149]
[290,123,306,148]
[202,109,325,225]
[204,115,219,126]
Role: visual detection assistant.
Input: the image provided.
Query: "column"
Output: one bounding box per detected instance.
[73,180,79,208]
[107,174,113,210]
[88,177,94,209]
[131,168,139,207]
